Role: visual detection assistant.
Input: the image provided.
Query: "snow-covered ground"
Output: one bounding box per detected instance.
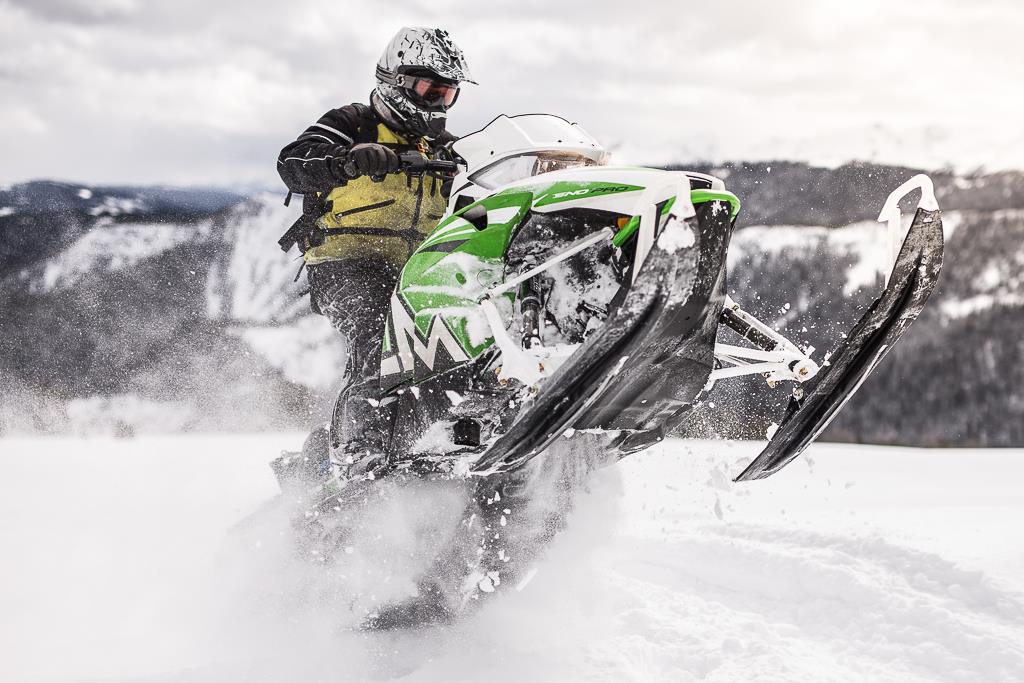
[1,435,1022,682]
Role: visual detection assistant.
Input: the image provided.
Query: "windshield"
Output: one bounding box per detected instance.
[453,114,608,181]
[470,152,604,189]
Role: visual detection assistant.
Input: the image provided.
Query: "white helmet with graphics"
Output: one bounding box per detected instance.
[372,27,476,140]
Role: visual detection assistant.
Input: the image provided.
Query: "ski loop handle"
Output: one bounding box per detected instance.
[877,174,937,286]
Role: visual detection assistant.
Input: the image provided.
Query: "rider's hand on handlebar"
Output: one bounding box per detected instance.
[341,143,400,179]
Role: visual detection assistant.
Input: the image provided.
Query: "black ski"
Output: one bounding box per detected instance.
[734,206,944,481]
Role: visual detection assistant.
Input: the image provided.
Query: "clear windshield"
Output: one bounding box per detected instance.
[470,152,604,189]
[453,114,608,183]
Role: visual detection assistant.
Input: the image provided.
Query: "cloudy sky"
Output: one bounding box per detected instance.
[2,0,1022,187]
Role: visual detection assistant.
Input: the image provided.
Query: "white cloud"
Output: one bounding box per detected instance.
[1,0,1022,186]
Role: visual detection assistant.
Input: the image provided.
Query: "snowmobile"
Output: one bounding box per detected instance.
[256,113,944,624]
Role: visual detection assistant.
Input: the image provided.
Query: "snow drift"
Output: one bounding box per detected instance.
[1,434,1022,682]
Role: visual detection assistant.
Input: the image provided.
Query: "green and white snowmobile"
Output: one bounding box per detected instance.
[323,114,942,480]
[258,114,944,623]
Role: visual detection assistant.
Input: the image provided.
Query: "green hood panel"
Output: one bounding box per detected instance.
[396,190,533,353]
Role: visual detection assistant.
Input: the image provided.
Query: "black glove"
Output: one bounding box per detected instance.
[342,143,400,179]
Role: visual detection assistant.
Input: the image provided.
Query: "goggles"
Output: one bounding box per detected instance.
[404,74,459,108]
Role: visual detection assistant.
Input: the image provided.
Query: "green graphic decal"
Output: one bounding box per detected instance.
[612,189,740,247]
[531,181,643,207]
[396,191,533,356]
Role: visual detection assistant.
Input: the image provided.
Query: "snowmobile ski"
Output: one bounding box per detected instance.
[735,178,944,481]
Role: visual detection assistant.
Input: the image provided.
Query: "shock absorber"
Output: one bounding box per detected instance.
[720,305,779,352]
[519,279,543,349]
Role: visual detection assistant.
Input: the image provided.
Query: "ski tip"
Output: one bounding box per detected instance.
[732,457,779,483]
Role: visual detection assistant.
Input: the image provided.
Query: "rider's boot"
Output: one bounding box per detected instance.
[271,425,332,494]
[329,376,396,480]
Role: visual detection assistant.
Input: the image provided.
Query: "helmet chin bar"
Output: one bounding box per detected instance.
[372,87,447,140]
[370,91,405,130]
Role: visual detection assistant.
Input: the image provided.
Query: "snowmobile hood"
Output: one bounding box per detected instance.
[447,164,727,218]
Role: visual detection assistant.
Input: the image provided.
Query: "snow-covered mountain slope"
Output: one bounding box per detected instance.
[24,219,207,294]
[206,195,346,392]
[0,181,244,276]
[1,434,1021,682]
[729,219,890,297]
[0,184,344,434]
[711,204,1024,446]
[205,193,310,324]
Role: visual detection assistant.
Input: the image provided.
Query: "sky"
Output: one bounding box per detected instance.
[1,0,1023,187]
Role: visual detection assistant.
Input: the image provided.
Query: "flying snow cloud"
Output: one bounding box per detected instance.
[1,0,1022,186]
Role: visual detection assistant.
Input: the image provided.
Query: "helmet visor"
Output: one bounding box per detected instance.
[406,75,460,108]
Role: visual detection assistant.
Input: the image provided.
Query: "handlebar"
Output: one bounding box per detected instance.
[398,150,459,176]
[342,150,459,182]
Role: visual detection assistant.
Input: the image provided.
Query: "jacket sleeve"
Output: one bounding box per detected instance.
[276,106,366,195]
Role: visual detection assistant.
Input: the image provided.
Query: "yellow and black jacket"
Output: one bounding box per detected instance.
[276,102,453,267]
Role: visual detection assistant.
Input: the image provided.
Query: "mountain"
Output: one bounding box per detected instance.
[0,181,245,276]
[1,166,1021,445]
[676,162,1024,446]
[0,182,343,435]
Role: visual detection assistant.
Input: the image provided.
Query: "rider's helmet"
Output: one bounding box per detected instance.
[372,27,475,140]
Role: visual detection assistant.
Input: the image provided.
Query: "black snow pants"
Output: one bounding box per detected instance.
[307,258,399,459]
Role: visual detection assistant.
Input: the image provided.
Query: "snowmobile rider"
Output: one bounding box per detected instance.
[275,26,475,472]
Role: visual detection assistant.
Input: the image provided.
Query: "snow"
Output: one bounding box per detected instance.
[65,394,196,434]
[87,195,143,217]
[933,210,1024,321]
[482,298,544,386]
[656,218,696,253]
[1,434,1022,682]
[941,209,963,240]
[0,206,14,217]
[730,225,829,258]
[32,221,200,292]
[730,221,890,297]
[940,293,1024,320]
[210,193,309,323]
[410,420,461,454]
[238,315,346,391]
[193,194,349,391]
[974,263,1003,292]
[543,248,619,335]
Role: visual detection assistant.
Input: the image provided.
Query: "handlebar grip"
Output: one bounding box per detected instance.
[398,150,458,175]
[424,159,459,173]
